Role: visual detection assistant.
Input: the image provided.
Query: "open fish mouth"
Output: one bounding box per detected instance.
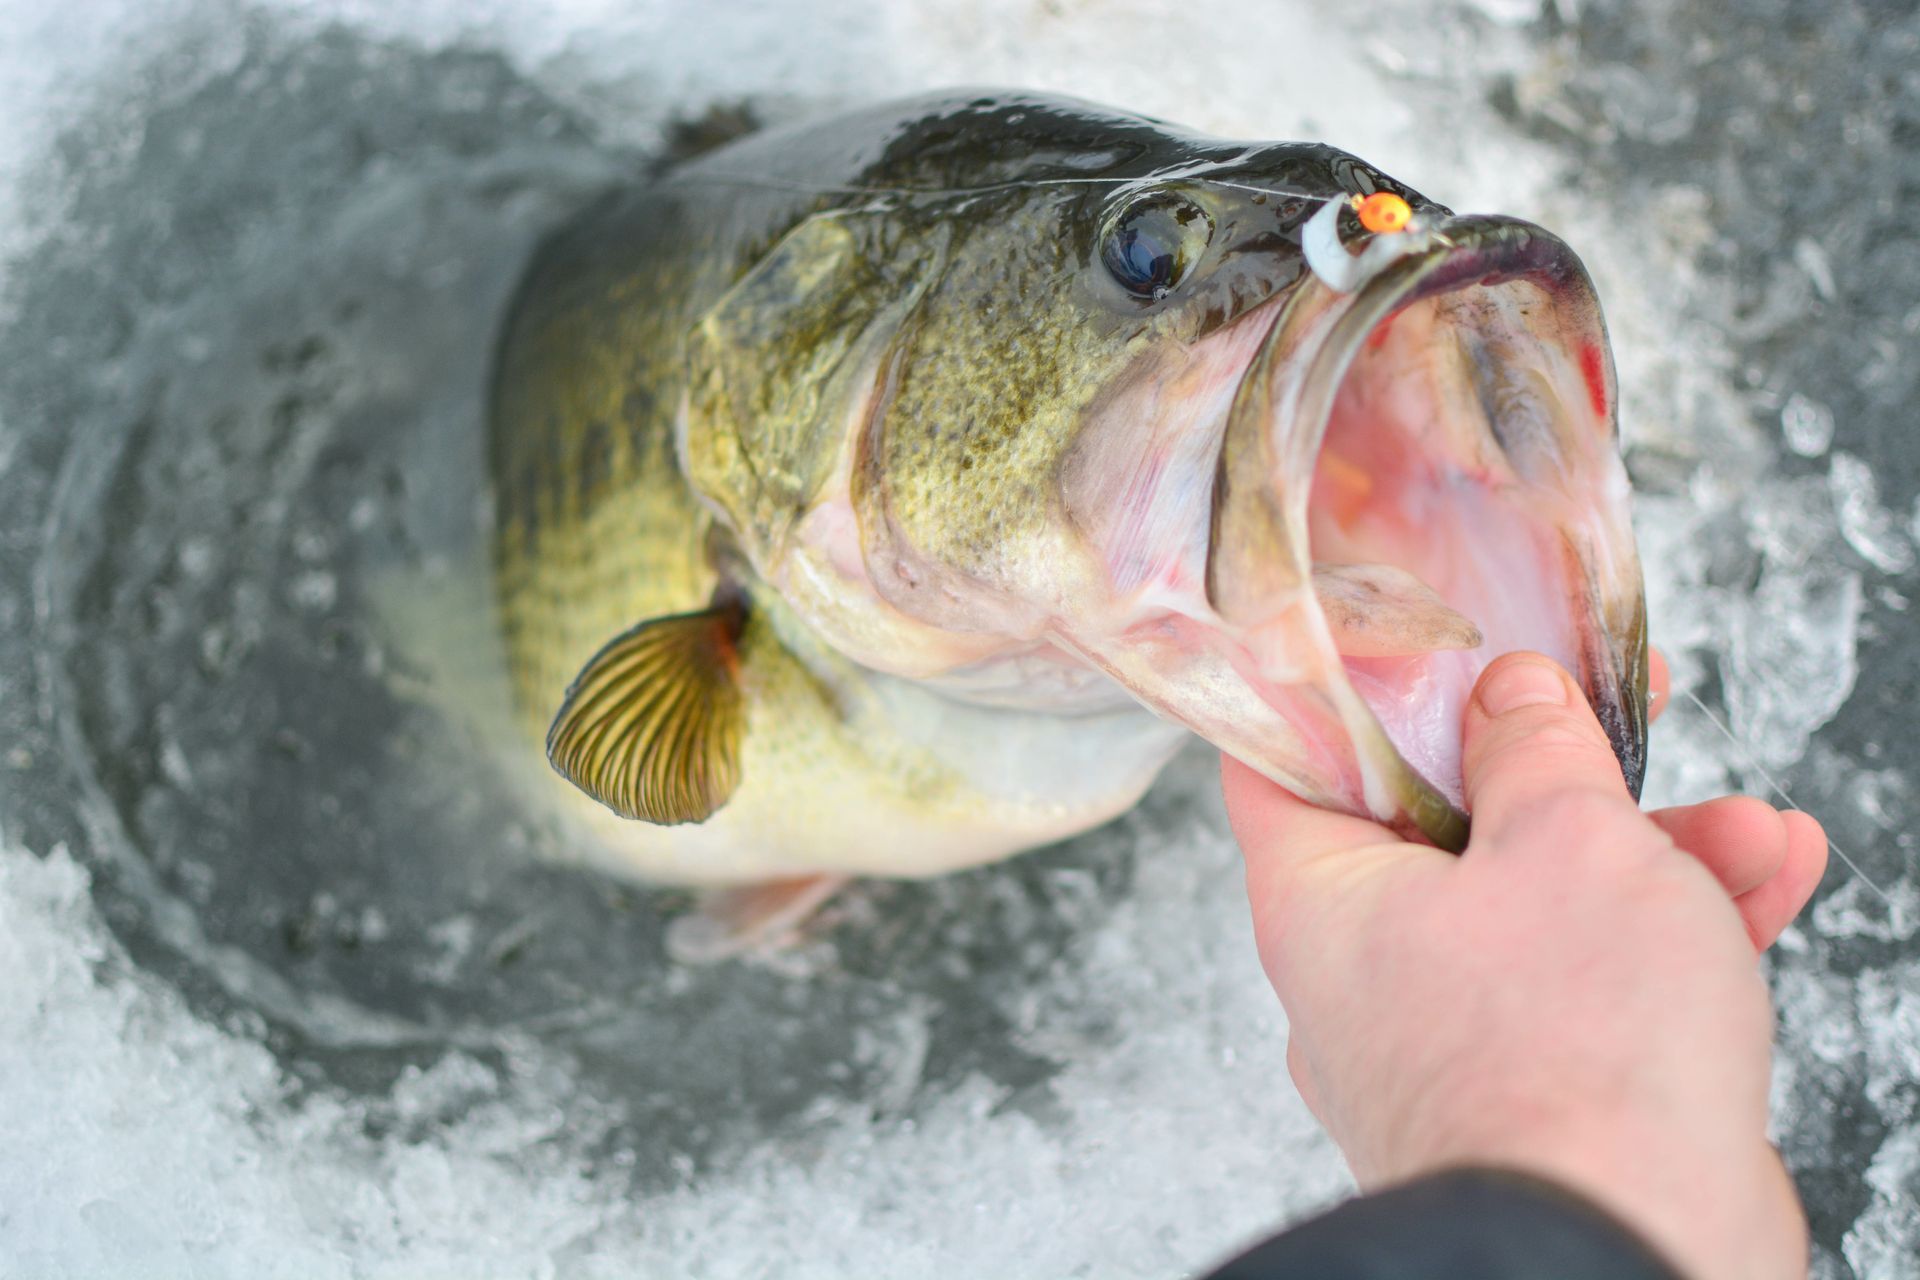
[1209,213,1649,849]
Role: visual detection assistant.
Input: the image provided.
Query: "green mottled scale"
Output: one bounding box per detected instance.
[487,102,1192,892]
[490,196,717,747]
[489,182,955,883]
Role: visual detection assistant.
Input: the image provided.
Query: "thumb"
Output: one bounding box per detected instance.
[1463,652,1640,845]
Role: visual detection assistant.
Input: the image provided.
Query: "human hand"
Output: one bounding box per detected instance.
[1222,651,1828,1280]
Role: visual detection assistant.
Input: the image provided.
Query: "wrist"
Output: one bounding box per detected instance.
[1377,1112,1805,1280]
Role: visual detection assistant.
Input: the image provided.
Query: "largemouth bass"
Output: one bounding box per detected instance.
[488,91,1647,947]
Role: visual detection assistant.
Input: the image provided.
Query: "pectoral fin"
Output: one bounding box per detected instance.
[546,599,747,825]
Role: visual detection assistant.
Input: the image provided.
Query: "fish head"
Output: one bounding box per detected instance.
[683,97,1646,847]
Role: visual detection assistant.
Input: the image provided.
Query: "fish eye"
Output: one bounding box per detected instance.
[1100,195,1213,302]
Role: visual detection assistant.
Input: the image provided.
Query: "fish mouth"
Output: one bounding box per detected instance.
[1209,214,1649,849]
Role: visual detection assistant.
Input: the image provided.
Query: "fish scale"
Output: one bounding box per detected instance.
[489,141,1172,896]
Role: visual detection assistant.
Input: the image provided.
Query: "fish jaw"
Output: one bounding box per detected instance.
[1060,216,1647,847]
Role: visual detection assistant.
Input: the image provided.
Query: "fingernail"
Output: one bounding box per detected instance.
[1477,658,1569,716]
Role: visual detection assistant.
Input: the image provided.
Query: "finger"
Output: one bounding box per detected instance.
[1221,754,1398,864]
[1461,653,1641,845]
[1221,754,1435,949]
[1732,810,1830,950]
[1648,647,1671,725]
[1649,795,1788,897]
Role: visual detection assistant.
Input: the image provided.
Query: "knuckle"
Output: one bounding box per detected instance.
[1479,783,1638,849]
[1468,712,1627,810]
[1501,712,1608,757]
[1534,786,1632,833]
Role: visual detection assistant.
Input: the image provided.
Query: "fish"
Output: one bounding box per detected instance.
[487,91,1648,955]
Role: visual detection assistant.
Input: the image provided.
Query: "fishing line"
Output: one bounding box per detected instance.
[1678,687,1892,904]
[687,171,1426,292]
[685,169,1356,206]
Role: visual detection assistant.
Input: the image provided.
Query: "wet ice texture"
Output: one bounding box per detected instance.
[0,0,1916,1277]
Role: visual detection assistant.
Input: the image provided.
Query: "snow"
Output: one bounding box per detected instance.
[0,0,1915,1276]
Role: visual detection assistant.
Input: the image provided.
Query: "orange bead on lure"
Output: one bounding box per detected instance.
[1355,191,1413,234]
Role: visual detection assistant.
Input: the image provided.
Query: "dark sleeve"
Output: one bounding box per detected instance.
[1199,1167,1685,1280]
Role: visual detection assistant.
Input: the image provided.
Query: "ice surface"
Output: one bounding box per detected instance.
[1784,393,1839,458]
[0,0,1917,1276]
[1832,452,1917,577]
[1,825,1348,1279]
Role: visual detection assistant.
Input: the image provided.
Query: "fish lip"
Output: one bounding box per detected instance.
[1214,213,1647,848]
[1359,213,1598,308]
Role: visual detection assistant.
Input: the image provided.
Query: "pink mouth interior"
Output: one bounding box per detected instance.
[1305,286,1590,806]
